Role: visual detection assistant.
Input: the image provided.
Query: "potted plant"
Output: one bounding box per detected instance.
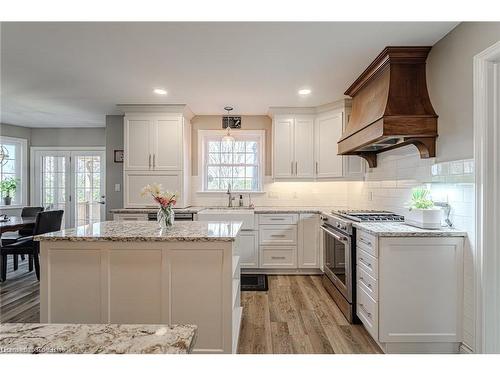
[0,177,18,206]
[405,187,443,229]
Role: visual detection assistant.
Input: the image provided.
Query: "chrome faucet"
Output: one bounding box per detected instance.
[227,183,235,207]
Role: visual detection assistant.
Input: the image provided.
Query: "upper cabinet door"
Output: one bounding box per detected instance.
[315,113,343,178]
[294,117,315,178]
[273,117,295,178]
[152,116,183,170]
[124,117,152,170]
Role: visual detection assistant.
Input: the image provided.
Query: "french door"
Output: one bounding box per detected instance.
[31,148,106,228]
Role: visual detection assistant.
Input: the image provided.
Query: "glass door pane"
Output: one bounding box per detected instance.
[74,153,104,226]
[40,155,69,228]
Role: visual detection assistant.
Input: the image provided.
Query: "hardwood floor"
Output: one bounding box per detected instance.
[0,257,40,323]
[237,275,382,354]
[0,259,381,354]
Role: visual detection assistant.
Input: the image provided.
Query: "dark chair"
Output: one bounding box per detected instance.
[0,210,63,282]
[1,207,44,270]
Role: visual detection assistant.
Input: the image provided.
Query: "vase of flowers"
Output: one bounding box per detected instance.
[141,184,177,228]
[405,187,443,229]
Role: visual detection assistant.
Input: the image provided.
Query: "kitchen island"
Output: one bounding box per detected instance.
[35,220,243,354]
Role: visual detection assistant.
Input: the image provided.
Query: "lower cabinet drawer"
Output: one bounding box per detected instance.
[259,225,297,245]
[357,265,378,300]
[357,285,378,341]
[357,248,378,278]
[259,246,297,268]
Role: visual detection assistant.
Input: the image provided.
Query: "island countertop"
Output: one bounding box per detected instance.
[34,220,243,242]
[0,323,197,354]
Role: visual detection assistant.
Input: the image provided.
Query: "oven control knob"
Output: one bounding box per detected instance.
[336,223,341,228]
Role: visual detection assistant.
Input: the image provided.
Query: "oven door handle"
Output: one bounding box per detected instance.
[320,225,349,244]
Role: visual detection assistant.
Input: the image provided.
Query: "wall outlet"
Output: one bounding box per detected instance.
[114,184,121,192]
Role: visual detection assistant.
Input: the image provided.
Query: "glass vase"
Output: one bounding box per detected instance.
[157,205,175,228]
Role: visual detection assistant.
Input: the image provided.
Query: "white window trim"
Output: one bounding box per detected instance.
[198,129,265,193]
[0,135,28,208]
[473,40,500,354]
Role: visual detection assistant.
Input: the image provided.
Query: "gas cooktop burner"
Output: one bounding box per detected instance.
[332,210,405,222]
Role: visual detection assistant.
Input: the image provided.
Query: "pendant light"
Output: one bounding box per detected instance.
[222,106,235,144]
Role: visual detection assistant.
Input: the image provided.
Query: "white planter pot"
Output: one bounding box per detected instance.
[405,208,443,229]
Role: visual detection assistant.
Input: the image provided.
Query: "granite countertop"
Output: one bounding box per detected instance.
[34,220,243,242]
[353,222,467,237]
[110,207,204,214]
[253,206,337,214]
[110,206,338,215]
[0,323,196,354]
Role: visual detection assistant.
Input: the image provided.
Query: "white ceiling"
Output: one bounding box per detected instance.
[1,22,458,128]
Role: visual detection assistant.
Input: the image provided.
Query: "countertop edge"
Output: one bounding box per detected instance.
[352,222,468,237]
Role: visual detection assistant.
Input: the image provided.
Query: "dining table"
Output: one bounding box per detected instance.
[0,216,37,281]
[0,216,37,234]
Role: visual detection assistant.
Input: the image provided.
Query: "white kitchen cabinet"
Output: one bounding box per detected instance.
[237,231,259,268]
[294,117,315,178]
[124,118,152,170]
[315,112,343,178]
[298,213,320,268]
[271,102,365,181]
[355,229,465,353]
[152,116,183,170]
[273,117,295,178]
[273,115,315,179]
[120,105,192,209]
[124,170,186,208]
[124,114,184,171]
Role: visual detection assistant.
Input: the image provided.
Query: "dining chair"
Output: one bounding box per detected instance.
[1,206,44,270]
[0,210,63,282]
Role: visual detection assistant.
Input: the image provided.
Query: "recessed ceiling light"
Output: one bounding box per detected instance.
[153,88,167,95]
[298,88,311,95]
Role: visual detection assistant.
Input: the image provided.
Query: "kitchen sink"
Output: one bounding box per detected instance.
[197,208,255,230]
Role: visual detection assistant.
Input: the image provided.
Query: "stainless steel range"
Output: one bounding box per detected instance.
[321,210,404,323]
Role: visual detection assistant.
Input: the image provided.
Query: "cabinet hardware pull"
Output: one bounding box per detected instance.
[360,238,372,247]
[359,303,372,318]
[270,218,285,221]
[316,161,319,174]
[149,154,151,169]
[291,161,294,175]
[270,234,286,238]
[359,258,372,268]
[153,154,155,168]
[359,277,373,289]
[271,256,286,260]
[295,161,298,175]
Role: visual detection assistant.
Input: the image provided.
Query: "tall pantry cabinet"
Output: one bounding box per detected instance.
[119,105,193,208]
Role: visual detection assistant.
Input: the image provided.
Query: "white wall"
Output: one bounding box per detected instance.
[427,22,500,162]
[348,145,476,351]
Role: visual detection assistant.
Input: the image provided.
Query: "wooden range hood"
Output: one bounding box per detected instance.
[337,46,438,168]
